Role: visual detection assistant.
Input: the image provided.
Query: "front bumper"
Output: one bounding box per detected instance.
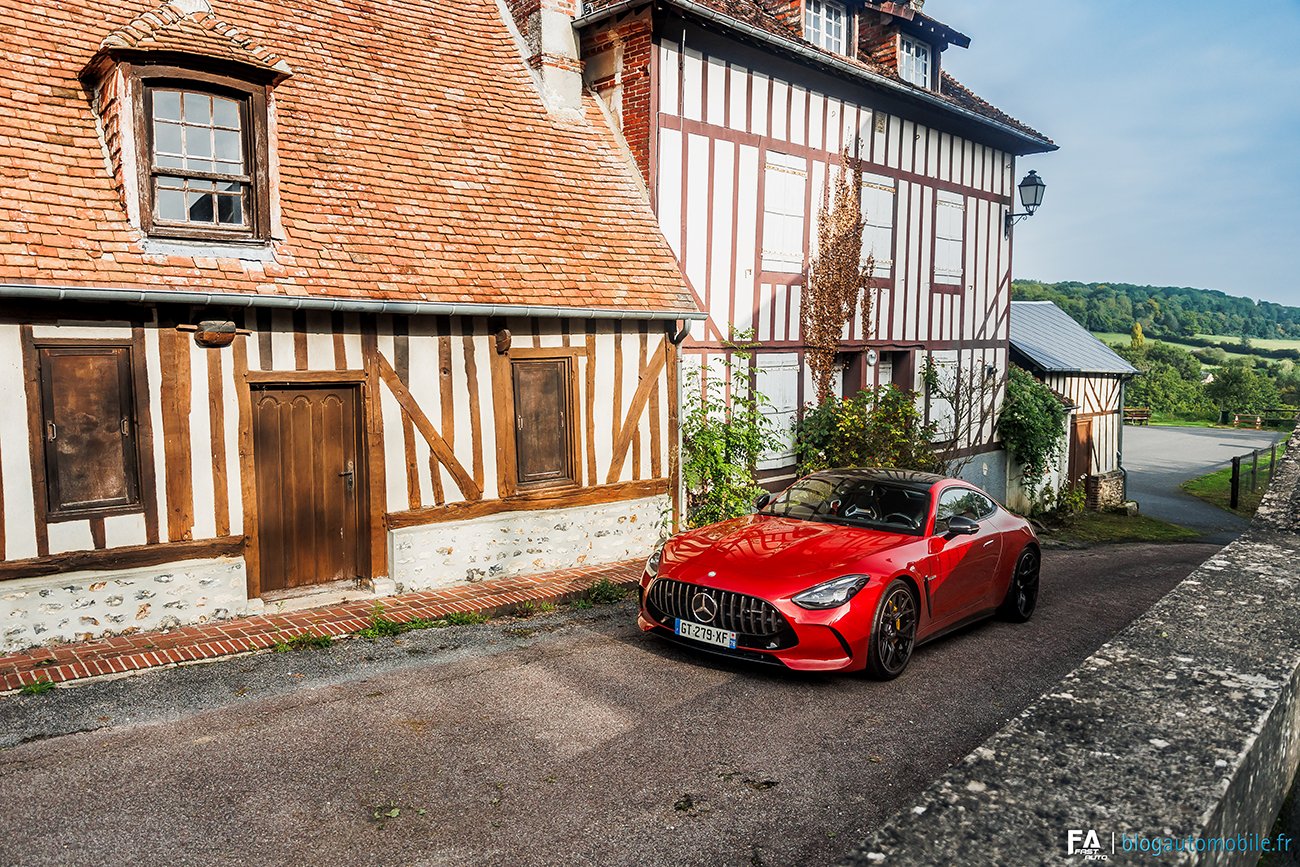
[637,577,876,673]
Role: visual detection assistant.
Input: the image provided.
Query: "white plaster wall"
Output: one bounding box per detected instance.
[389,494,668,591]
[0,556,255,653]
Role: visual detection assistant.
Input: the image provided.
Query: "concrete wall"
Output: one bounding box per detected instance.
[0,556,254,653]
[956,448,1009,505]
[388,494,667,591]
[848,422,1300,866]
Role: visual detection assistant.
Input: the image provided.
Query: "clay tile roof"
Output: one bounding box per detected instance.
[0,0,697,316]
[939,72,1050,145]
[97,0,291,77]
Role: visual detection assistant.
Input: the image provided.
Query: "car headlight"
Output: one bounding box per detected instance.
[645,542,666,578]
[792,574,871,610]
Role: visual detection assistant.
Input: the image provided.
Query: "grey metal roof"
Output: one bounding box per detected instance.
[1009,301,1139,376]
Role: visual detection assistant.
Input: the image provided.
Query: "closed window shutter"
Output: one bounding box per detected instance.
[761,153,808,272]
[39,346,141,514]
[935,192,965,285]
[513,359,575,486]
[861,173,896,276]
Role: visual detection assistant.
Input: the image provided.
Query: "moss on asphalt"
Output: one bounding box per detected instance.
[1041,512,1200,547]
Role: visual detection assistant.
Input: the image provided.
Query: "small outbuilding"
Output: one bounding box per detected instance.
[1009,301,1139,509]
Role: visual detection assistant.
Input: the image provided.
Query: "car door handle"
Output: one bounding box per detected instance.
[982,539,997,547]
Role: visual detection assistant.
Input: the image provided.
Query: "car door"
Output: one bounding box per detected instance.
[924,487,1003,625]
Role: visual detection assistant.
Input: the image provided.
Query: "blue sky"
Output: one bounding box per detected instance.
[941,0,1300,307]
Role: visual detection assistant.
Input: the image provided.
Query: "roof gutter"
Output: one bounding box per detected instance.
[574,0,1056,154]
[0,283,707,321]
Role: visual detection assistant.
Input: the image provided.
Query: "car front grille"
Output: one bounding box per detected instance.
[646,577,791,638]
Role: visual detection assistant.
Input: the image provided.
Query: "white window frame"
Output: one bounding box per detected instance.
[860,172,895,278]
[761,152,808,273]
[899,35,932,89]
[934,191,965,286]
[804,0,848,55]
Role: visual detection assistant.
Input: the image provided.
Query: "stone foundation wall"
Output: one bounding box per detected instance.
[388,494,667,592]
[1085,468,1126,510]
[848,422,1300,866]
[0,556,253,653]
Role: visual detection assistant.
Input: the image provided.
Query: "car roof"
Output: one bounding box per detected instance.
[809,468,947,493]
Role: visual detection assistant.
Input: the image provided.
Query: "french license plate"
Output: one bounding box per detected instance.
[675,618,738,649]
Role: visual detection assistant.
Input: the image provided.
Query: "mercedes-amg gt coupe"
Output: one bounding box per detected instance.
[638,469,1040,679]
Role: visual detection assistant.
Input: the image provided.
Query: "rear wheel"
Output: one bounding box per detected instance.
[999,547,1040,623]
[865,579,918,681]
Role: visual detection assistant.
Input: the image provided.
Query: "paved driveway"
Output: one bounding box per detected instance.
[1123,424,1285,544]
[0,543,1217,867]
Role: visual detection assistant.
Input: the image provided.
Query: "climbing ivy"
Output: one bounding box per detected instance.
[998,365,1067,495]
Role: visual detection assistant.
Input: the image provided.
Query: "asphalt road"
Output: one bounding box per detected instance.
[1123,424,1285,544]
[0,542,1218,867]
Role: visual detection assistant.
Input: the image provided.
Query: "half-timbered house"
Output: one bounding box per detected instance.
[0,0,700,650]
[1009,301,1138,510]
[575,0,1055,496]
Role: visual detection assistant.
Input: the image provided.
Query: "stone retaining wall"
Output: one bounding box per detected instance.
[847,423,1300,866]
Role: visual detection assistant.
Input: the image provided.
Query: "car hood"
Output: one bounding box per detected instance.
[661,514,916,595]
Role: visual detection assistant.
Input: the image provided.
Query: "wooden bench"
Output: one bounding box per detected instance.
[1124,407,1151,426]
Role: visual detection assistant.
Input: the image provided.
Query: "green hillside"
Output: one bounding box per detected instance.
[1012,279,1300,340]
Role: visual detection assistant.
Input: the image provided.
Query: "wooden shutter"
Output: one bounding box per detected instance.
[512,359,575,486]
[38,345,142,515]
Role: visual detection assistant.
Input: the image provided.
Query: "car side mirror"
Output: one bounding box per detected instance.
[945,515,980,537]
[755,492,772,511]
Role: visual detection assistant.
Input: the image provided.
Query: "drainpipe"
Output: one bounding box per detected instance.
[1118,376,1128,502]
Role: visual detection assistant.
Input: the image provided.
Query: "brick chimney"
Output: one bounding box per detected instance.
[503,0,583,115]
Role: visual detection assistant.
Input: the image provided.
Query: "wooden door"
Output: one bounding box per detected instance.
[252,384,365,592]
[512,359,575,486]
[1069,417,1093,484]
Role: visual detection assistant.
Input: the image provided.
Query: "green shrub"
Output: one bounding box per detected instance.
[998,366,1067,494]
[680,335,782,528]
[794,385,943,476]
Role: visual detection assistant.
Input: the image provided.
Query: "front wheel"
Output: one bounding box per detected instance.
[865,579,918,680]
[999,547,1040,623]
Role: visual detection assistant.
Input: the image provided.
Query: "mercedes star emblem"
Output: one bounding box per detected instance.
[691,591,719,624]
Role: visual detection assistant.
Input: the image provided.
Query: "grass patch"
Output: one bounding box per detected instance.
[581,578,631,605]
[1043,511,1199,546]
[355,603,489,639]
[1182,445,1286,517]
[271,632,334,653]
[19,679,55,696]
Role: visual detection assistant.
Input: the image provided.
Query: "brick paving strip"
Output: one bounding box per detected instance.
[0,560,643,693]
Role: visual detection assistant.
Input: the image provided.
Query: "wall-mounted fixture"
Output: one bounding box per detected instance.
[1005,170,1046,238]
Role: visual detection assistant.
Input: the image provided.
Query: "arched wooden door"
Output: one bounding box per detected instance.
[251,384,366,593]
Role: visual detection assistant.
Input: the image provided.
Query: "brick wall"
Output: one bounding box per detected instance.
[581,13,654,187]
[858,9,899,70]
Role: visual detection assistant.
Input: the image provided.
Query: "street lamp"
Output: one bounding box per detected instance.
[1005,170,1046,237]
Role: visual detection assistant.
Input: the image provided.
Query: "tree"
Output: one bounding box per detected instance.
[1130,321,1145,350]
[803,148,873,404]
[1205,361,1281,413]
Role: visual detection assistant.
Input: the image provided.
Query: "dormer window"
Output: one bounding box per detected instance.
[135,68,270,241]
[805,0,848,55]
[899,35,932,88]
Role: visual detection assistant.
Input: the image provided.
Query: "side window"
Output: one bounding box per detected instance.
[37,345,143,517]
[935,488,993,529]
[512,358,576,487]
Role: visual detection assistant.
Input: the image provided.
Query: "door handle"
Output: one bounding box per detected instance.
[339,460,355,494]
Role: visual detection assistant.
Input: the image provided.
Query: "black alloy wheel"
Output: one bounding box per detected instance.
[999,547,1040,623]
[865,579,918,680]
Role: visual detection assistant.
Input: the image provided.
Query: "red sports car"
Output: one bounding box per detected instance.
[638,469,1040,679]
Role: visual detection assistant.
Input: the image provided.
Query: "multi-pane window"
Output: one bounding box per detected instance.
[860,172,896,277]
[149,88,249,229]
[36,345,143,518]
[899,36,932,88]
[934,192,966,286]
[133,68,269,241]
[805,0,848,54]
[761,152,808,272]
[512,358,576,487]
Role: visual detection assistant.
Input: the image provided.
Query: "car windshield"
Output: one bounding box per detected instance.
[762,475,930,534]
